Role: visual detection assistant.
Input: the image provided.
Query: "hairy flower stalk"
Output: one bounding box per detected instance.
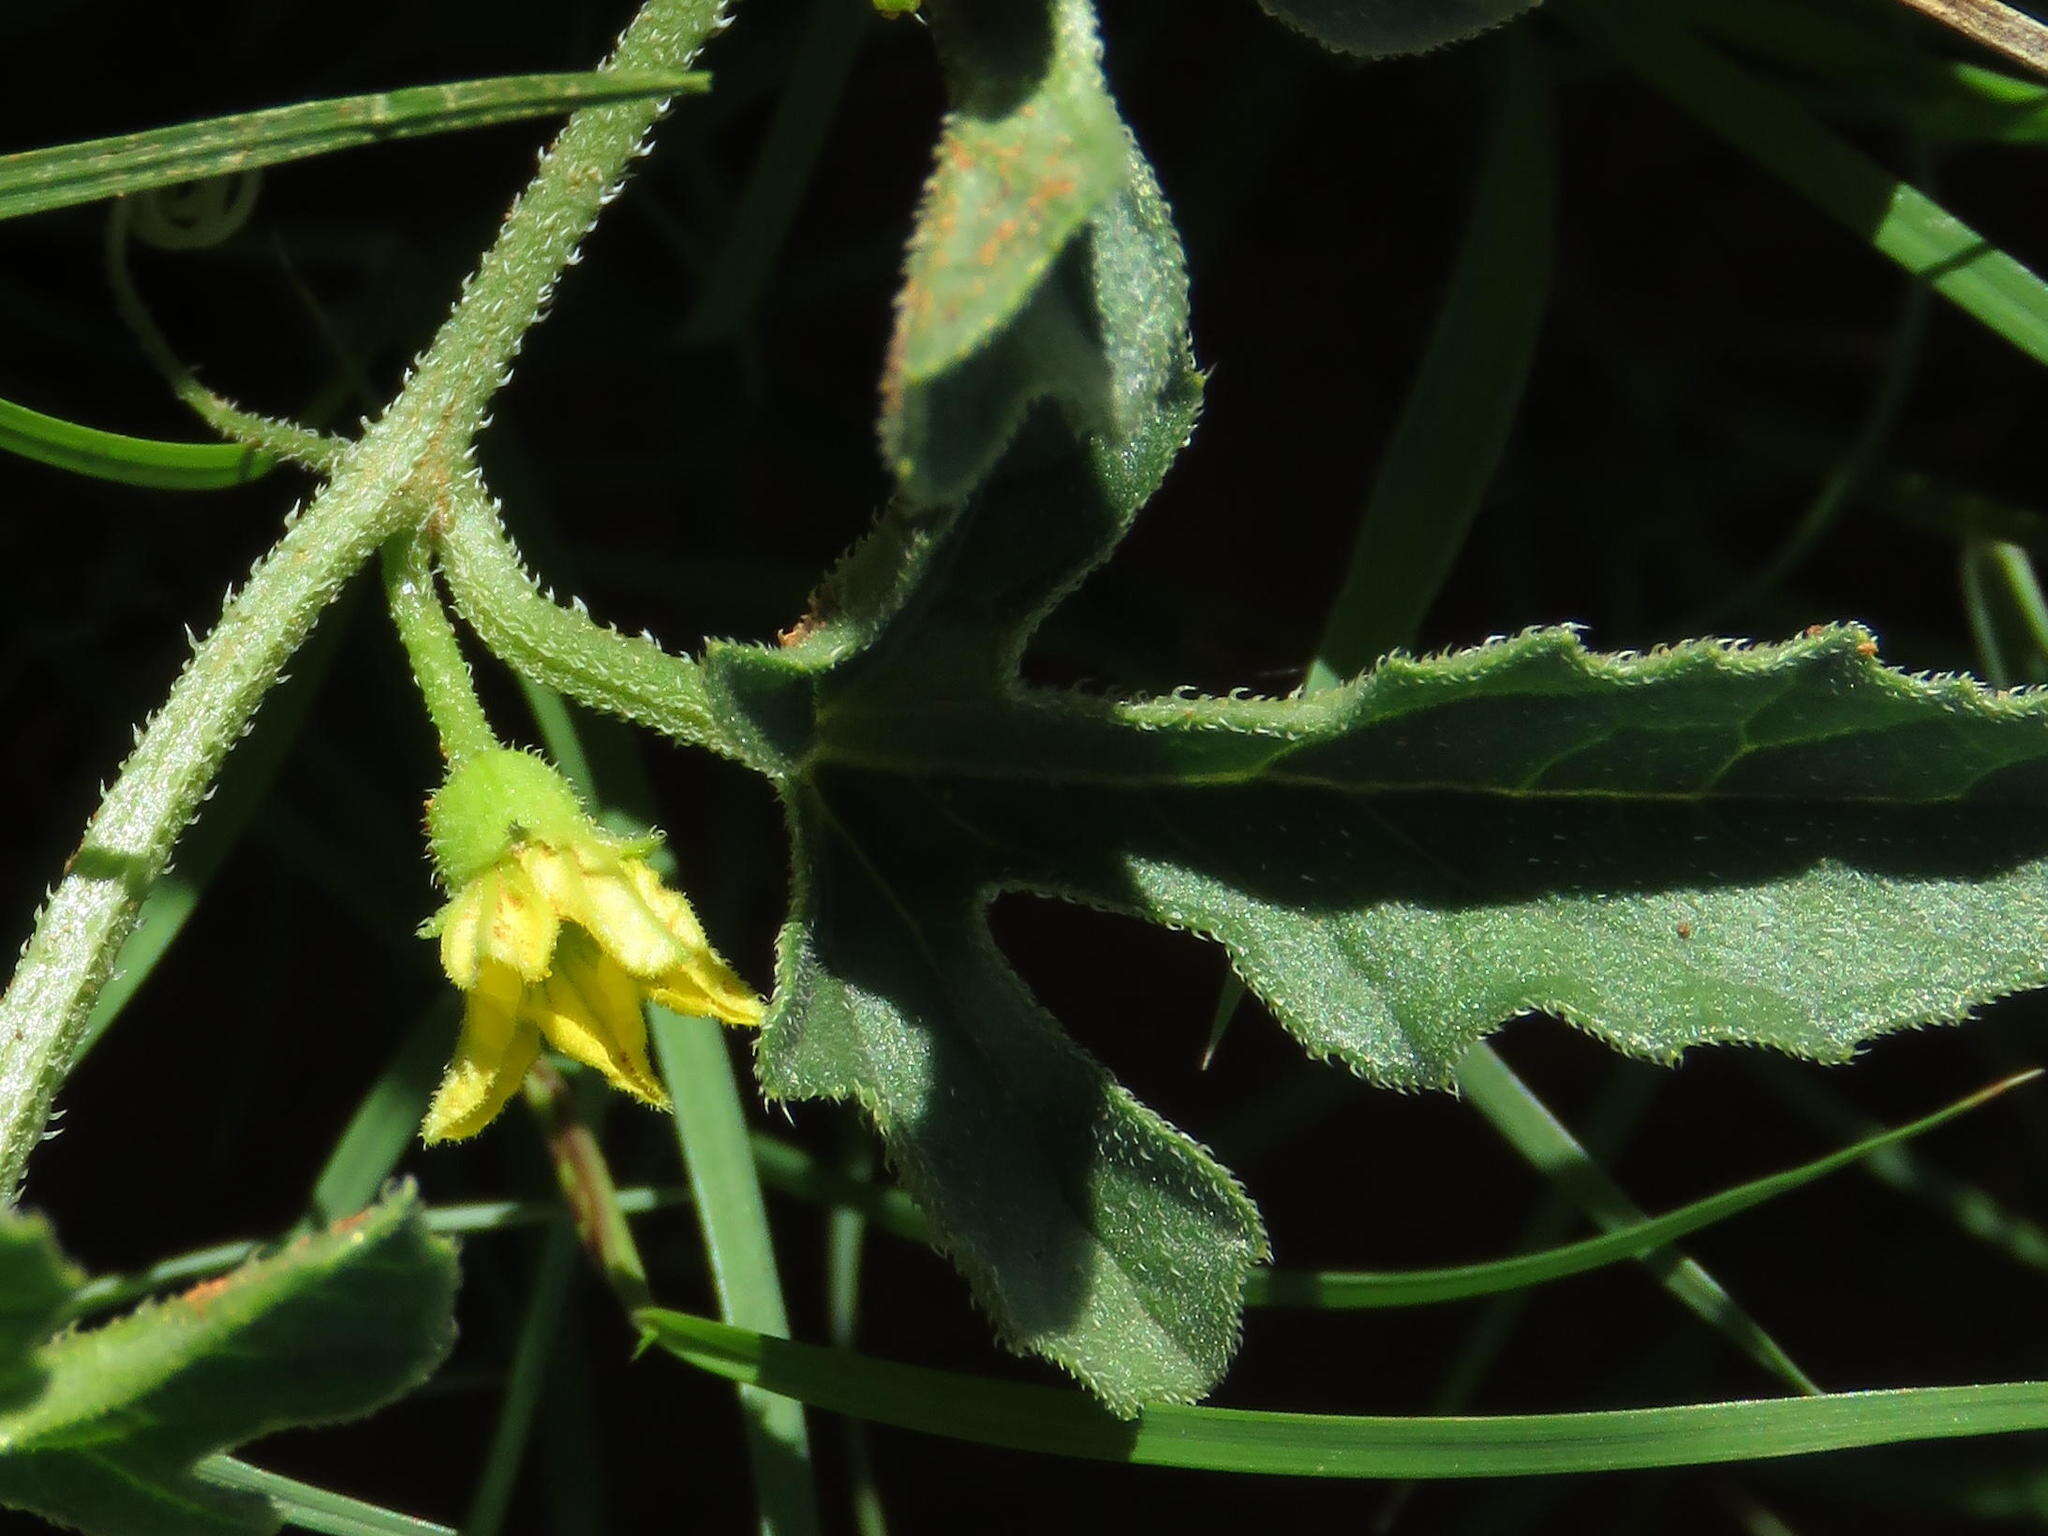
[0,0,737,1198]
[420,750,761,1142]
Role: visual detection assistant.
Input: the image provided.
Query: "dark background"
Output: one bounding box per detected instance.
[5,0,2048,1530]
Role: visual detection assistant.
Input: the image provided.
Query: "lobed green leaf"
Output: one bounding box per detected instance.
[0,1186,456,1536]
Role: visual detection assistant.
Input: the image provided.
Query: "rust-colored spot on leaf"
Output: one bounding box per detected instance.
[1028,175,1078,214]
[180,1275,236,1314]
[979,217,1021,268]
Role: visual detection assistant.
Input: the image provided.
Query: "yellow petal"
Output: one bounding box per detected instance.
[530,931,670,1106]
[522,846,664,974]
[627,862,765,1026]
[561,856,688,974]
[422,965,539,1143]
[646,972,764,1028]
[481,856,558,983]
[437,873,492,989]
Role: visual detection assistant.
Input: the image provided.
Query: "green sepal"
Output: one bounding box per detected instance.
[425,747,655,887]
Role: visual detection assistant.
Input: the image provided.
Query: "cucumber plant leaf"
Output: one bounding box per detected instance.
[0,1184,456,1536]
[695,0,2048,1414]
[1255,0,1542,58]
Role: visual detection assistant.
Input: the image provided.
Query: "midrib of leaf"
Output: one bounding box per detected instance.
[802,627,2048,802]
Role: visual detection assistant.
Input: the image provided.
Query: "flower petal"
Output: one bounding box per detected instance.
[422,964,539,1143]
[546,850,684,978]
[481,855,558,983]
[531,930,670,1106]
[627,862,765,1026]
[646,972,764,1028]
[437,873,492,989]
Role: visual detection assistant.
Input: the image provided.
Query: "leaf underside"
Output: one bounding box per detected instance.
[708,0,2048,1414]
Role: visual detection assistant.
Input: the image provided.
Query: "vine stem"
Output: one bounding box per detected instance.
[0,0,736,1199]
[436,479,746,759]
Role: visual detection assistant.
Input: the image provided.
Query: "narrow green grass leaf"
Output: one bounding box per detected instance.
[1750,1058,2048,1275]
[1680,0,2048,145]
[303,1004,451,1228]
[1248,1071,2035,1308]
[825,1142,889,1536]
[0,71,708,223]
[638,1307,2048,1477]
[462,1225,576,1536]
[1962,539,2048,688]
[654,1011,823,1536]
[196,1459,454,1536]
[1559,0,2048,367]
[1305,24,1556,686]
[682,0,868,343]
[1457,1045,1814,1392]
[0,394,276,489]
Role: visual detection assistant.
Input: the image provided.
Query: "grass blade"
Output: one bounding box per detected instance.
[682,0,868,343]
[0,393,277,489]
[1749,1058,2048,1275]
[638,1307,2048,1477]
[304,1003,451,1228]
[1559,0,2048,367]
[93,1066,2022,1322]
[1962,538,2048,687]
[655,1011,823,1535]
[0,71,709,222]
[825,1139,888,1536]
[1308,24,1556,686]
[1457,1043,1822,1394]
[463,1223,578,1536]
[197,1457,454,1536]
[1248,1071,2037,1307]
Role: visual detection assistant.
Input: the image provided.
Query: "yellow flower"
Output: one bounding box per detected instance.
[418,750,762,1143]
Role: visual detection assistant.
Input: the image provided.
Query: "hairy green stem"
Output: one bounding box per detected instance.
[0,0,736,1198]
[382,528,501,763]
[437,480,745,758]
